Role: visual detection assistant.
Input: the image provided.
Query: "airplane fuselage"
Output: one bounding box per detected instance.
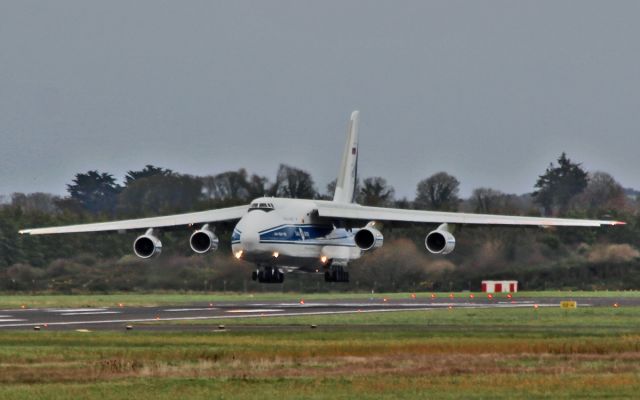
[231,197,364,272]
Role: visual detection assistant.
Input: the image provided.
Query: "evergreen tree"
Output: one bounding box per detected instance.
[124,165,173,186]
[533,153,588,216]
[67,171,121,214]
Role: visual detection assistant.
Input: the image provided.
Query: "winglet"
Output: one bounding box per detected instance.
[333,111,359,203]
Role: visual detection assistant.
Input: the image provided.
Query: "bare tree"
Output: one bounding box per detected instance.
[572,171,627,214]
[270,164,316,199]
[415,172,460,211]
[11,192,60,214]
[357,177,395,206]
[470,188,521,214]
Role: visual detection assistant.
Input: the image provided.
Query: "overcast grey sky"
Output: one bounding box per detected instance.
[1,1,639,199]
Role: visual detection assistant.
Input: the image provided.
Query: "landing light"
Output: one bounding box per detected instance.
[234,250,244,259]
[320,256,328,264]
[273,252,279,258]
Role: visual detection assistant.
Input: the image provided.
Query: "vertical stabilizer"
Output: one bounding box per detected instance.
[333,111,359,203]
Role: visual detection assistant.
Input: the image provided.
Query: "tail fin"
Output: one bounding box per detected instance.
[333,111,359,203]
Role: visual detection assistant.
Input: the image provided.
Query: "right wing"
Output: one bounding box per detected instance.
[19,205,249,235]
[315,201,624,227]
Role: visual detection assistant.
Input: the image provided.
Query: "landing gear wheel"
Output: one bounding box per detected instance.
[254,266,285,284]
[325,266,349,283]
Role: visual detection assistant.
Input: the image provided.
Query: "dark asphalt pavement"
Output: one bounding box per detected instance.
[0,296,634,331]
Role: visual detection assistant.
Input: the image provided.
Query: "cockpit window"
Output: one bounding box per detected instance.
[248,202,275,212]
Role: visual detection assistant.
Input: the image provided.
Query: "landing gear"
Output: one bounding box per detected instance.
[324,266,349,283]
[252,266,284,284]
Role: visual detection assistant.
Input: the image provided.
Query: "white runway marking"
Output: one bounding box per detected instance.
[164,308,218,312]
[0,315,14,318]
[0,308,432,328]
[0,319,26,322]
[265,302,544,308]
[47,308,108,313]
[59,311,121,316]
[0,303,565,329]
[227,309,284,313]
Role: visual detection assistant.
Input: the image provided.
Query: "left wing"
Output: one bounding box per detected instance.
[315,201,624,227]
[19,205,249,235]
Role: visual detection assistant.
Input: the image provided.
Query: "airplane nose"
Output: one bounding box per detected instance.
[240,229,260,251]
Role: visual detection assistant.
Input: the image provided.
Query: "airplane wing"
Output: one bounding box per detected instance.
[315,202,624,227]
[19,205,249,235]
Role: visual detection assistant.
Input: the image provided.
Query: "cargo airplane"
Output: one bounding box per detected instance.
[20,111,625,283]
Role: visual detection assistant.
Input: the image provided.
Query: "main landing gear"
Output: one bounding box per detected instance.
[324,266,349,283]
[252,266,284,284]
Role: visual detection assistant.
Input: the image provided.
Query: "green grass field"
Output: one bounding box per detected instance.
[1,290,639,308]
[1,305,639,399]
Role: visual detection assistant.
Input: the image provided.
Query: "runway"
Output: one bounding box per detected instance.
[0,296,633,331]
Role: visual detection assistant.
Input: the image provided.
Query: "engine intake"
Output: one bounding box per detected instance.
[190,225,219,254]
[425,226,455,255]
[133,230,162,259]
[354,227,383,251]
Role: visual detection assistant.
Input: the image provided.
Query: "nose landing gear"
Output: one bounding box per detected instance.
[252,266,284,284]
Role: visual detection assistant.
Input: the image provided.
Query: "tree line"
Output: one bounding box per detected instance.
[1,153,639,293]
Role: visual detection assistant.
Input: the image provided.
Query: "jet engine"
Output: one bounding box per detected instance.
[425,225,455,255]
[133,230,162,259]
[190,225,219,254]
[354,227,384,251]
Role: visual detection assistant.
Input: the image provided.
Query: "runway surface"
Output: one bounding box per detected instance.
[0,296,634,331]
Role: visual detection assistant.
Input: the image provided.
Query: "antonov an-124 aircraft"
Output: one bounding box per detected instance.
[20,111,625,283]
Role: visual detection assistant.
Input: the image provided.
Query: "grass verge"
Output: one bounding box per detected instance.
[0,306,639,399]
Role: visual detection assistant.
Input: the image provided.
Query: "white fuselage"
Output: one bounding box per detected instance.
[231,197,364,271]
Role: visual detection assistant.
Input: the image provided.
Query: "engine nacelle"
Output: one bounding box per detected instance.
[133,231,162,259]
[425,228,456,255]
[354,227,384,251]
[190,226,219,254]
